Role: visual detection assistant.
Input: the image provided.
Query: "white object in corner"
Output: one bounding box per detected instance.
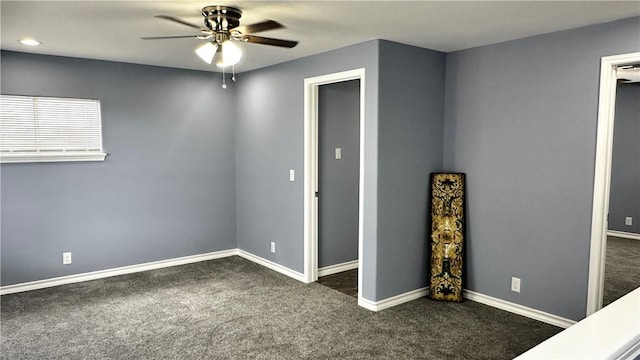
[516,288,640,360]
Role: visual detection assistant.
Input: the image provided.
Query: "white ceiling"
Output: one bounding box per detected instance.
[2,1,639,73]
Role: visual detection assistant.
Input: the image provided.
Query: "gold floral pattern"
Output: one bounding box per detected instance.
[429,173,465,302]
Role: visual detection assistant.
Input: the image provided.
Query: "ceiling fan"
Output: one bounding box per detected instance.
[141,5,298,68]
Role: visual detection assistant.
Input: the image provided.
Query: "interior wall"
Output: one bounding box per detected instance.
[376,40,446,299]
[4,17,637,320]
[443,17,640,321]
[608,83,640,234]
[0,51,237,286]
[318,80,360,268]
[235,40,446,302]
[234,41,380,300]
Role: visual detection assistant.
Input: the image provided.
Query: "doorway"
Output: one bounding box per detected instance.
[587,52,640,316]
[603,69,640,306]
[303,69,365,304]
[315,79,360,297]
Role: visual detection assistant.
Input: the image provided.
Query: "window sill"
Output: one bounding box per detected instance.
[0,152,107,164]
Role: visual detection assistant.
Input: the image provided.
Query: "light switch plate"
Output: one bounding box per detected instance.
[335,148,342,160]
[289,169,295,182]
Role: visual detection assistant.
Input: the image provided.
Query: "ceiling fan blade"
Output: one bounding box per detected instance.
[237,20,283,34]
[140,35,200,40]
[243,35,298,48]
[155,15,202,30]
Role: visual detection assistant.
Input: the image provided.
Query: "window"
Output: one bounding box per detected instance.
[0,95,106,163]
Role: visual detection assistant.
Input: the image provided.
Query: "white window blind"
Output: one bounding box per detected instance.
[0,95,106,163]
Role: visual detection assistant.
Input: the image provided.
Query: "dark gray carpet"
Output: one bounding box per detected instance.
[604,236,640,306]
[317,269,358,298]
[1,256,561,359]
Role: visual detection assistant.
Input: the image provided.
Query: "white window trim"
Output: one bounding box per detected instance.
[0,95,107,164]
[0,152,106,164]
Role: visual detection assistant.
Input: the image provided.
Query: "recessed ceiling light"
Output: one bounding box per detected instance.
[18,38,42,46]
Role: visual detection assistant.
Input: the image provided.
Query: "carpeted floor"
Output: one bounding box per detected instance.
[1,256,562,359]
[604,236,640,306]
[317,269,358,298]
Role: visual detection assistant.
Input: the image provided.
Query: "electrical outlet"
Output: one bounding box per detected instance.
[270,242,276,253]
[511,277,521,293]
[63,252,72,265]
[626,217,633,226]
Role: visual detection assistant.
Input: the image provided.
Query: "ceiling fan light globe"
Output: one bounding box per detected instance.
[195,42,217,64]
[216,40,242,68]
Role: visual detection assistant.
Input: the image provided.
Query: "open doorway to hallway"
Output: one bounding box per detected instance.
[315,79,361,298]
[587,52,640,316]
[303,68,365,306]
[603,75,640,306]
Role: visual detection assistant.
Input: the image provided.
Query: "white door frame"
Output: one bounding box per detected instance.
[586,51,640,316]
[303,68,366,304]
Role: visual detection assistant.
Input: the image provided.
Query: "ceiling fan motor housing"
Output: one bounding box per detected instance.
[141,6,298,50]
[202,6,242,32]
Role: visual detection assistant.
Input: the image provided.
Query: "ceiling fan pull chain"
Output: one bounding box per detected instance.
[222,67,227,89]
[232,66,236,82]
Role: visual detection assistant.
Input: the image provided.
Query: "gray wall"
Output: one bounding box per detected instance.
[235,41,380,300]
[318,80,360,268]
[443,17,640,320]
[376,41,446,299]
[5,17,637,320]
[1,51,237,285]
[235,40,446,302]
[609,83,640,233]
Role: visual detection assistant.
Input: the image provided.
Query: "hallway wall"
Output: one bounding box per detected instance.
[443,17,640,320]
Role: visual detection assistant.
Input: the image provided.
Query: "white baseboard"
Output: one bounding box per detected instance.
[356,287,578,327]
[358,287,429,312]
[318,260,358,277]
[0,248,306,296]
[357,297,378,311]
[236,250,306,282]
[607,230,640,241]
[463,290,576,328]
[0,249,237,295]
[0,250,584,330]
